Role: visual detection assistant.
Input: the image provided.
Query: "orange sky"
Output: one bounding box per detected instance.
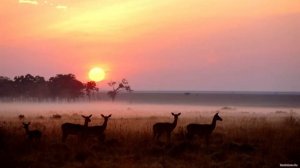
[0,0,300,91]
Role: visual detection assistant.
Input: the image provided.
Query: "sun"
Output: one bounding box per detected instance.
[88,67,106,82]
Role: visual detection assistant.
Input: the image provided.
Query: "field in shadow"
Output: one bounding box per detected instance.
[0,111,299,168]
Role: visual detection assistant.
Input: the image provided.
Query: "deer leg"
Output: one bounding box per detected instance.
[37,136,41,142]
[187,132,193,140]
[62,133,67,142]
[98,134,105,142]
[205,136,210,147]
[167,133,171,144]
[156,133,161,141]
[153,131,157,140]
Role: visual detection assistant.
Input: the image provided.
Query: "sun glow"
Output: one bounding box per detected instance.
[88,67,106,82]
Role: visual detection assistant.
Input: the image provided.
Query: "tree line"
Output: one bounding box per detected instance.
[0,74,132,101]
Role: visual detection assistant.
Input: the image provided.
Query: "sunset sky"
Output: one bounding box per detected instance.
[0,0,299,91]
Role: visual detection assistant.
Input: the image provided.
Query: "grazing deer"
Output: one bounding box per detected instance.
[153,112,181,143]
[22,122,42,141]
[61,114,92,142]
[186,112,222,144]
[19,114,25,120]
[83,114,112,141]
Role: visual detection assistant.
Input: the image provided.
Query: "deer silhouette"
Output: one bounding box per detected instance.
[19,114,25,120]
[22,122,42,141]
[82,114,112,142]
[153,112,181,143]
[61,114,92,142]
[186,112,222,144]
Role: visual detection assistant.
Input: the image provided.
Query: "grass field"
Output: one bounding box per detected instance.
[0,104,299,168]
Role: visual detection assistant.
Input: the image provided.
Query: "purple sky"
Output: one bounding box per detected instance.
[0,0,300,91]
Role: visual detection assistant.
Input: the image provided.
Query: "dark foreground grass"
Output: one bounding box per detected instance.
[0,112,299,168]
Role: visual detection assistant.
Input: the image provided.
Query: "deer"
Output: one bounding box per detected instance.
[19,114,25,120]
[153,112,181,143]
[186,112,222,144]
[61,114,92,142]
[22,122,42,141]
[82,114,112,142]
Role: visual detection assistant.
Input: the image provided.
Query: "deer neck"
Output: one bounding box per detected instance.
[172,117,178,128]
[211,117,217,129]
[24,127,30,134]
[102,119,109,129]
[84,121,89,127]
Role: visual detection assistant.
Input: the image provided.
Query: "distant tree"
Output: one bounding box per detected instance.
[31,75,48,100]
[85,81,99,101]
[13,74,49,100]
[1,73,104,101]
[107,79,132,101]
[0,76,15,98]
[48,74,85,100]
[14,74,36,98]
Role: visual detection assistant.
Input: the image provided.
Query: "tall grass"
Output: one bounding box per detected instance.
[0,111,299,168]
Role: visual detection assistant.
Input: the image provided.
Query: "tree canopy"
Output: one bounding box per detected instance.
[107,79,132,101]
[0,74,97,101]
[0,74,132,102]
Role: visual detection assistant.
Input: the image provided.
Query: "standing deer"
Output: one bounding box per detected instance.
[61,114,92,142]
[22,122,42,141]
[82,114,112,142]
[153,112,181,143]
[19,114,25,120]
[186,112,222,144]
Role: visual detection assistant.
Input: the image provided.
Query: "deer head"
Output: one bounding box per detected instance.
[214,112,223,121]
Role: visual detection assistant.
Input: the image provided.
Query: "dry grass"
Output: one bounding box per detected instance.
[0,111,299,168]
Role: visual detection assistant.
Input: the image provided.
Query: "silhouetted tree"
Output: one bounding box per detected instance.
[0,74,105,102]
[0,76,15,98]
[14,74,36,98]
[31,76,48,100]
[85,81,99,101]
[48,74,85,100]
[13,74,49,100]
[107,79,132,101]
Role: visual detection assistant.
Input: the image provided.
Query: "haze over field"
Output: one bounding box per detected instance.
[0,101,298,118]
[0,101,299,167]
[1,0,300,91]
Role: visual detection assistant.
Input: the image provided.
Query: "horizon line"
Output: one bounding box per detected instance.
[98,90,300,95]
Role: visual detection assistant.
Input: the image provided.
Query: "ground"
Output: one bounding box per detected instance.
[0,108,299,168]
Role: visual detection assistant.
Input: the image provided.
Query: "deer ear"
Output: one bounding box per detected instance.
[101,114,105,118]
[89,114,92,118]
[81,115,85,118]
[22,122,25,125]
[171,112,175,116]
[108,114,112,117]
[178,113,181,116]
